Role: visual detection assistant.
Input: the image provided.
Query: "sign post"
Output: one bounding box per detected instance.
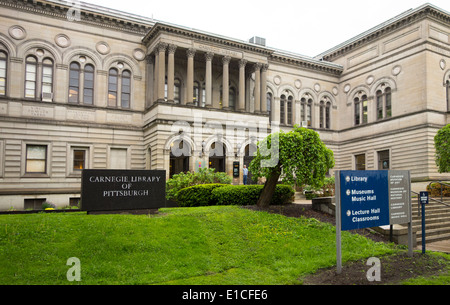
[335,170,412,274]
[419,191,429,254]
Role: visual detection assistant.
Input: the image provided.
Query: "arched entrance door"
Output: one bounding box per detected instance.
[170,140,190,178]
[209,142,225,173]
[244,144,257,184]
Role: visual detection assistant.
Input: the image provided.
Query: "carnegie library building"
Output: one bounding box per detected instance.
[0,0,449,209]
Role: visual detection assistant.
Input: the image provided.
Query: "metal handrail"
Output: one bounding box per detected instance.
[427,181,450,205]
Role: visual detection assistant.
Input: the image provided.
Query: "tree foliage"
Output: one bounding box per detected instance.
[434,124,450,173]
[249,126,335,206]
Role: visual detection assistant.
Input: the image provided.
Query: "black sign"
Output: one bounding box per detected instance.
[420,191,429,205]
[81,170,166,212]
[233,162,240,178]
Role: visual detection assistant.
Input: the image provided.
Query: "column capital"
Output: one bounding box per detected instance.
[168,44,177,54]
[186,48,196,58]
[261,64,269,72]
[205,52,214,61]
[146,55,154,65]
[239,59,247,68]
[157,42,168,53]
[253,63,262,72]
[222,56,231,65]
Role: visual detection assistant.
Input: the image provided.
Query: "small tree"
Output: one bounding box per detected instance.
[249,126,335,207]
[435,124,450,173]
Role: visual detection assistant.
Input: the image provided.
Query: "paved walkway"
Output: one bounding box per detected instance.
[416,240,450,254]
[293,199,450,254]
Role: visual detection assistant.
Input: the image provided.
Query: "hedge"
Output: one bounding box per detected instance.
[176,184,295,207]
[176,184,228,207]
[212,185,294,206]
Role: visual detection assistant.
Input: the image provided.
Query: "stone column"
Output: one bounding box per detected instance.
[186,48,196,105]
[157,43,167,102]
[238,59,247,112]
[153,52,158,103]
[254,63,261,113]
[145,55,154,108]
[260,64,268,113]
[167,44,177,102]
[222,56,231,109]
[205,52,214,108]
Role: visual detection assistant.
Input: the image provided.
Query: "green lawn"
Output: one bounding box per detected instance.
[0,206,426,285]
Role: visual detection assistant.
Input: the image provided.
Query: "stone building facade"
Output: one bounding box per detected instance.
[0,0,449,209]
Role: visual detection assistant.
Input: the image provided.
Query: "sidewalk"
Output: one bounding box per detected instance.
[417,240,450,254]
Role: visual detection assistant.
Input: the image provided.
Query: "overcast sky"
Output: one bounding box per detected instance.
[80,0,450,57]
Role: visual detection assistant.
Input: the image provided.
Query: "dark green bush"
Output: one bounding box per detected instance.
[212,184,294,206]
[177,184,228,207]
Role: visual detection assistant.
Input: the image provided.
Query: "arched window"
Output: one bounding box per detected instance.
[287,96,293,125]
[0,51,7,96]
[25,56,37,99]
[280,95,286,124]
[108,68,118,107]
[320,101,325,128]
[83,64,94,105]
[320,97,332,129]
[121,70,131,108]
[301,97,313,127]
[447,79,450,112]
[41,58,53,97]
[376,87,392,120]
[267,92,272,120]
[69,62,80,103]
[326,102,331,129]
[354,94,368,125]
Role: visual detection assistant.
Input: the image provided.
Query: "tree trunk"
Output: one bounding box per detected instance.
[257,163,281,207]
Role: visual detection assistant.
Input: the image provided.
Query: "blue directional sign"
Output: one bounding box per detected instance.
[339,171,390,230]
[338,170,411,231]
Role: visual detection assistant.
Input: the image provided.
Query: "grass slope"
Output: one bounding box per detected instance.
[1,206,400,285]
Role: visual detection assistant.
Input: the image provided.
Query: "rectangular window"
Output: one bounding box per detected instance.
[306,104,312,127]
[377,95,383,120]
[280,100,285,124]
[26,145,47,173]
[378,150,390,170]
[24,198,46,210]
[73,150,86,171]
[355,154,366,171]
[110,148,127,169]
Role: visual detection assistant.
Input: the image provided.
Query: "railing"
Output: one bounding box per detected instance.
[413,181,450,216]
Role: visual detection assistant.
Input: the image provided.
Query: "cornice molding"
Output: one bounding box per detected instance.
[316,4,450,62]
[0,0,152,35]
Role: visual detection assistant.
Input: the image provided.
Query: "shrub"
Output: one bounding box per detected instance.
[166,168,232,201]
[177,184,228,207]
[212,184,295,206]
[427,182,450,197]
[42,201,56,210]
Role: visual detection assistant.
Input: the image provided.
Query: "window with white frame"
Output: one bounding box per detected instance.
[0,50,7,96]
[25,144,48,174]
[24,53,54,101]
[376,87,392,120]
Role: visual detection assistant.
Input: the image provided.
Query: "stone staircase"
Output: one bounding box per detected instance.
[412,197,450,244]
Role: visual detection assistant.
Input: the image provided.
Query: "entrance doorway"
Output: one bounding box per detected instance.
[170,140,190,178]
[209,142,226,173]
